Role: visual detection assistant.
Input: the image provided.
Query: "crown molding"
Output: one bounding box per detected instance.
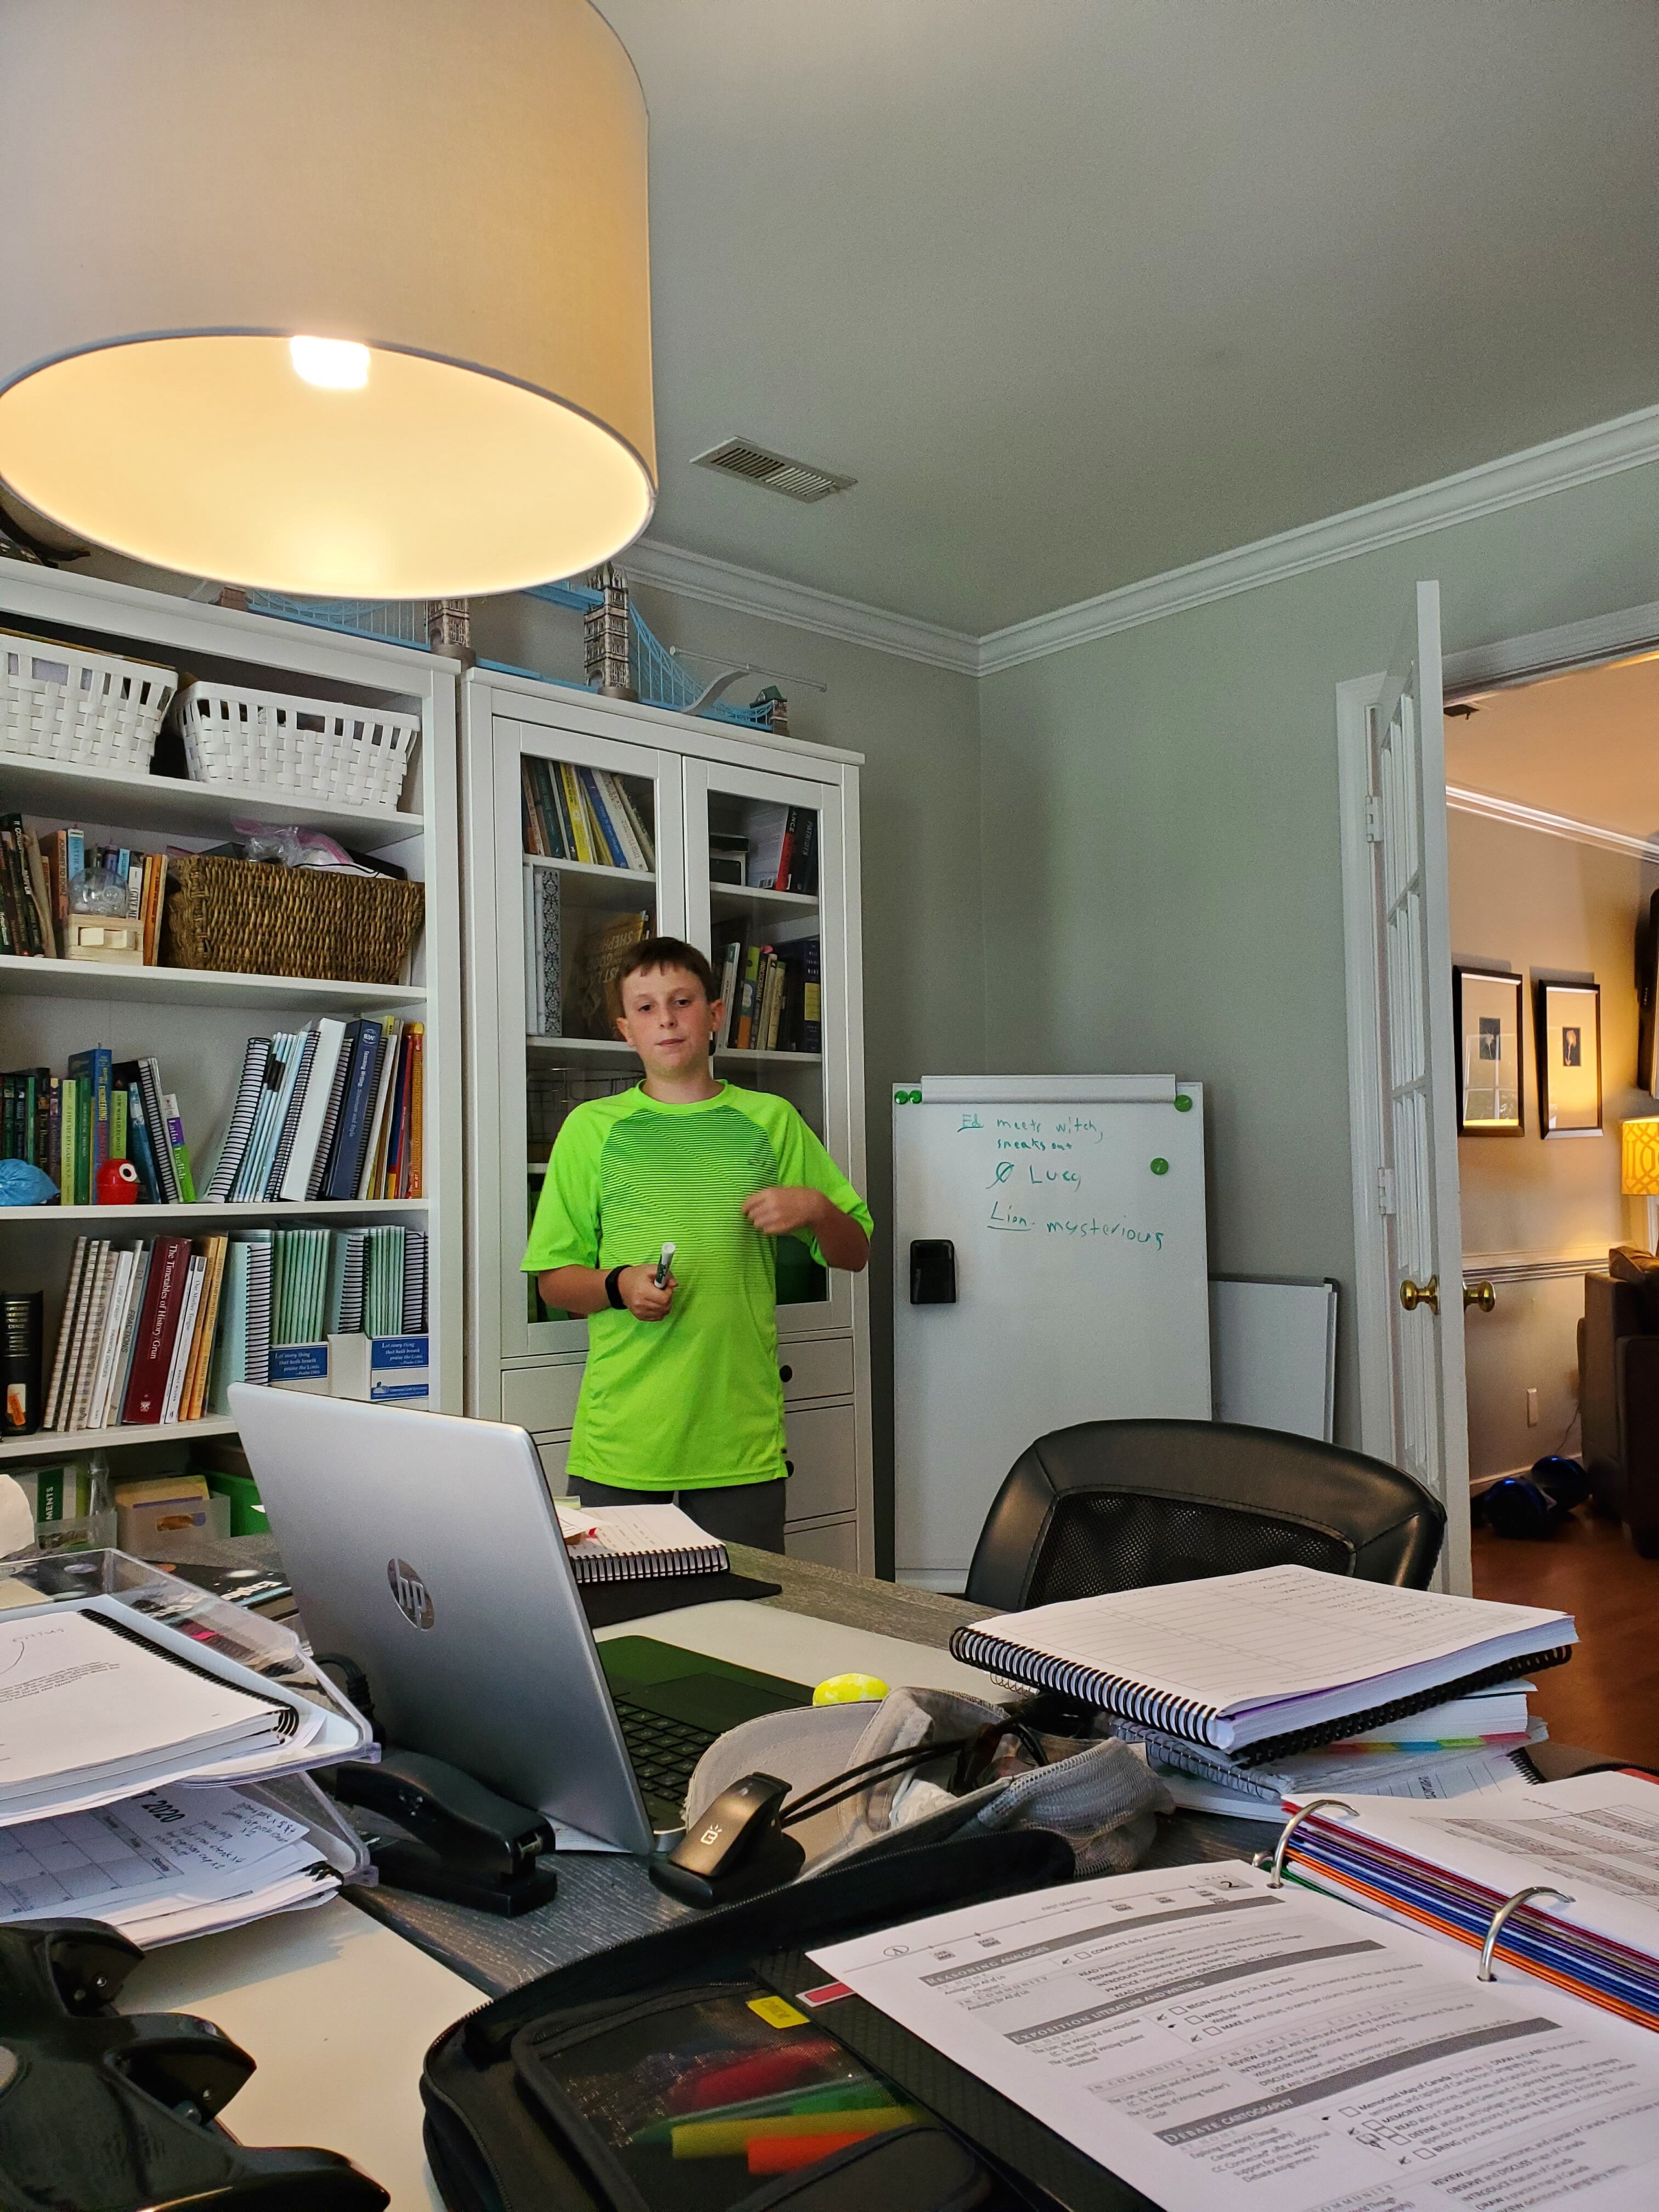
[612,407,1659,681]
[974,405,1659,675]
[620,538,980,675]
[1446,783,1659,864]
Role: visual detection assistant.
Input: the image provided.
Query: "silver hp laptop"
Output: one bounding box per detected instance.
[229,1386,805,1853]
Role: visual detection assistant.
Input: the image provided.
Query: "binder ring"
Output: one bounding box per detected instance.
[1267,1798,1357,1888]
[1477,1885,1574,1983]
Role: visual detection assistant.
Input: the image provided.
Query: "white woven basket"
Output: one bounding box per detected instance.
[0,631,176,771]
[174,679,420,812]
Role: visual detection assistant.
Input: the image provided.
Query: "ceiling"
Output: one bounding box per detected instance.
[601,1,1659,636]
[1449,654,1659,844]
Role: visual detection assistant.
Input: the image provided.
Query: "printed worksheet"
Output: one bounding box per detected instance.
[811,1862,1659,2211]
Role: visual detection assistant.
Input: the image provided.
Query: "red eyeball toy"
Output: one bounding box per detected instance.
[95,1159,141,1205]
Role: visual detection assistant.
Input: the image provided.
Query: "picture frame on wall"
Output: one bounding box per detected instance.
[1535,979,1602,1138]
[1453,968,1523,1136]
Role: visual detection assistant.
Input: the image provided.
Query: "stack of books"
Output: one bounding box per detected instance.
[742,802,818,894]
[713,932,821,1054]
[204,1014,422,1204]
[950,1564,1577,1814]
[0,821,170,964]
[521,757,654,872]
[0,1048,193,1204]
[36,1221,429,1434]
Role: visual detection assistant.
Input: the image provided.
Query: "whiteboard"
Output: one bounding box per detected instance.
[893,1076,1211,1587]
[1209,1278,1338,1442]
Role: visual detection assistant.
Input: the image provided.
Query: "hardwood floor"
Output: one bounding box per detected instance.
[1472,1508,1659,1770]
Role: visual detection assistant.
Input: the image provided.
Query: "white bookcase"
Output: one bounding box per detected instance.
[0,566,464,1468]
[460,669,875,1571]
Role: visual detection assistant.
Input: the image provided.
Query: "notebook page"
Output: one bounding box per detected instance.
[975,1566,1572,1723]
[565,1504,725,1561]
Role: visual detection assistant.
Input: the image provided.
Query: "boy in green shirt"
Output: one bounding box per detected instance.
[522,936,872,1551]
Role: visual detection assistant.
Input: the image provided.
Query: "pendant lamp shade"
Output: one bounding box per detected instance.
[0,0,656,598]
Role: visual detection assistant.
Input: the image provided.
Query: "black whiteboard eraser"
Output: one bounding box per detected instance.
[910,1239,957,1304]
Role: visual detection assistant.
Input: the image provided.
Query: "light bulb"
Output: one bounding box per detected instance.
[289,335,370,390]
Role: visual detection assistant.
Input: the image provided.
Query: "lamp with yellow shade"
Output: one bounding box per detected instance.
[1621,1118,1659,1252]
[0,0,654,599]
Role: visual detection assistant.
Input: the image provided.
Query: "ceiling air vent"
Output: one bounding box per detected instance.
[692,439,855,504]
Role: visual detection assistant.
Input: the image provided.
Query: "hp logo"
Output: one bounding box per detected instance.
[387,1558,435,1629]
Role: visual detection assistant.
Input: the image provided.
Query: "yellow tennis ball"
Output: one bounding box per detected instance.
[812,1672,890,1706]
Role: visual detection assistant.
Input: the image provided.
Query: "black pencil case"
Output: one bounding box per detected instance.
[418,1829,1153,2212]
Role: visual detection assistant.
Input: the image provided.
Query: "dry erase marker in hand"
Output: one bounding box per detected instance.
[654,1242,676,1288]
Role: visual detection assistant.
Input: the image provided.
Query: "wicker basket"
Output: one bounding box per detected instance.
[162,855,425,985]
[1,630,176,770]
[173,678,419,812]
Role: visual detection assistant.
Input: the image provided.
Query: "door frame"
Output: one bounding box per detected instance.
[1338,595,1659,1581]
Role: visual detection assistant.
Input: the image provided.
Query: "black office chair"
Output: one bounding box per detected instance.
[963,1419,1445,1611]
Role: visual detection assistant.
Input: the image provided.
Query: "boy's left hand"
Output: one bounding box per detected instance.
[742,1185,827,1237]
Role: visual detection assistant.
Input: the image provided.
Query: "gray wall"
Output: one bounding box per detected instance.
[473,584,984,1572]
[977,459,1659,1447]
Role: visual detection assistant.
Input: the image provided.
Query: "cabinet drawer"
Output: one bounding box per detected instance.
[533,1432,573,1488]
[777,1336,854,1403]
[503,1361,584,1432]
[785,1517,859,1572]
[782,1400,856,1522]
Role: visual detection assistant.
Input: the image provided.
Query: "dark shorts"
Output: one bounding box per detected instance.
[572,1475,787,1554]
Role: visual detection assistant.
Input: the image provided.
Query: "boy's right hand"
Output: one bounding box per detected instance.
[619,1265,677,1321]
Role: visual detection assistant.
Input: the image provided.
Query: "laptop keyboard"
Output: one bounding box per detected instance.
[613,1696,719,1810]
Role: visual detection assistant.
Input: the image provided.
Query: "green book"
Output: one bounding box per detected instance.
[110,1087,128,1163]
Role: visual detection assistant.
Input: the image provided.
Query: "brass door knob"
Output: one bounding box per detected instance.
[1400,1275,1440,1314]
[1464,1280,1496,1313]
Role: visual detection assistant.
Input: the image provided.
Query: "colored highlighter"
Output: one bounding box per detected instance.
[748,2128,888,2176]
[670,2106,917,2160]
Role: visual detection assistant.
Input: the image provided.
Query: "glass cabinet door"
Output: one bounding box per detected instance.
[492,715,685,1358]
[682,758,855,1334]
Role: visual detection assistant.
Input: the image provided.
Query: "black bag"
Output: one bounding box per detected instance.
[419,1830,1147,2212]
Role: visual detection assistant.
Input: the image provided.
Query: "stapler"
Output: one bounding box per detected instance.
[331,1750,559,1917]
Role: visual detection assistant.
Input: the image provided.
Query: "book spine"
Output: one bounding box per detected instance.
[160,1257,206,1423]
[405,1026,424,1199]
[163,1094,196,1205]
[596,771,647,871]
[359,1019,401,1201]
[577,766,627,868]
[41,1236,88,1430]
[121,1236,190,1423]
[125,1085,163,1204]
[66,1242,114,1431]
[520,760,547,857]
[205,1039,273,1203]
[75,1077,91,1205]
[533,758,568,861]
[138,1058,178,1203]
[611,776,655,871]
[106,1244,154,1427]
[322,1024,379,1200]
[801,939,821,1053]
[266,1022,319,1199]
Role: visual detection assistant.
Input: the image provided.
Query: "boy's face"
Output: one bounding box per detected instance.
[616,964,723,1078]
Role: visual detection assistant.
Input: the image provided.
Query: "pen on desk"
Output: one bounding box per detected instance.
[654,1241,676,1288]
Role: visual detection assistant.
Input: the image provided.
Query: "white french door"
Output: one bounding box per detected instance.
[1352,581,1472,1589]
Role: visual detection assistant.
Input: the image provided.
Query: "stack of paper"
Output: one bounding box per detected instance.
[0,1599,368,1824]
[0,1776,364,1947]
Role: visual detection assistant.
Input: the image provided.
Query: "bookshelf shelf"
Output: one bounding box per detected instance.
[523,854,653,885]
[0,1415,239,1463]
[716,1047,823,1064]
[525,1034,637,1058]
[0,955,425,1013]
[710,883,820,913]
[0,561,465,1454]
[0,752,426,853]
[7,1199,431,1223]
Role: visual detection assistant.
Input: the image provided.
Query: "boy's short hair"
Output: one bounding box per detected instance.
[614,934,719,1003]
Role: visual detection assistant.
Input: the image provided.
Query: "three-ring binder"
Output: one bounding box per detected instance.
[1267,1804,1579,1987]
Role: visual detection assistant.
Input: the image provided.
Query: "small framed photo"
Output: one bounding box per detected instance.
[1454,969,1523,1135]
[1536,980,1602,1138]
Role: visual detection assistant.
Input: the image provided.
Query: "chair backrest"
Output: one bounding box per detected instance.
[963,1418,1445,1612]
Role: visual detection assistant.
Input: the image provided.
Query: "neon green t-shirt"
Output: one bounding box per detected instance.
[521,1083,873,1491]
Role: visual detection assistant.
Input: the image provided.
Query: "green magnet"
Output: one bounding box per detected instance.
[1174,1094,1193,1112]
[1150,1157,1169,1175]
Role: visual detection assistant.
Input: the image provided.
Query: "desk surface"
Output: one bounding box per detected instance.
[122,1896,479,2210]
[154,1533,1277,1993]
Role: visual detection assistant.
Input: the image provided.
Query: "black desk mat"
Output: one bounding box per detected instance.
[578,1570,782,1632]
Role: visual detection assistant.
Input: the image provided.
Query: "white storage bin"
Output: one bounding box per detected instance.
[0,631,176,770]
[174,678,419,812]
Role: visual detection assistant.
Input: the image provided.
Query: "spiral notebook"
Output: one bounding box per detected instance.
[554,1502,729,1586]
[950,1564,1576,1765]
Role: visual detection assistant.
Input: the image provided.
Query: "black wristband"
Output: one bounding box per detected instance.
[605,1266,627,1310]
